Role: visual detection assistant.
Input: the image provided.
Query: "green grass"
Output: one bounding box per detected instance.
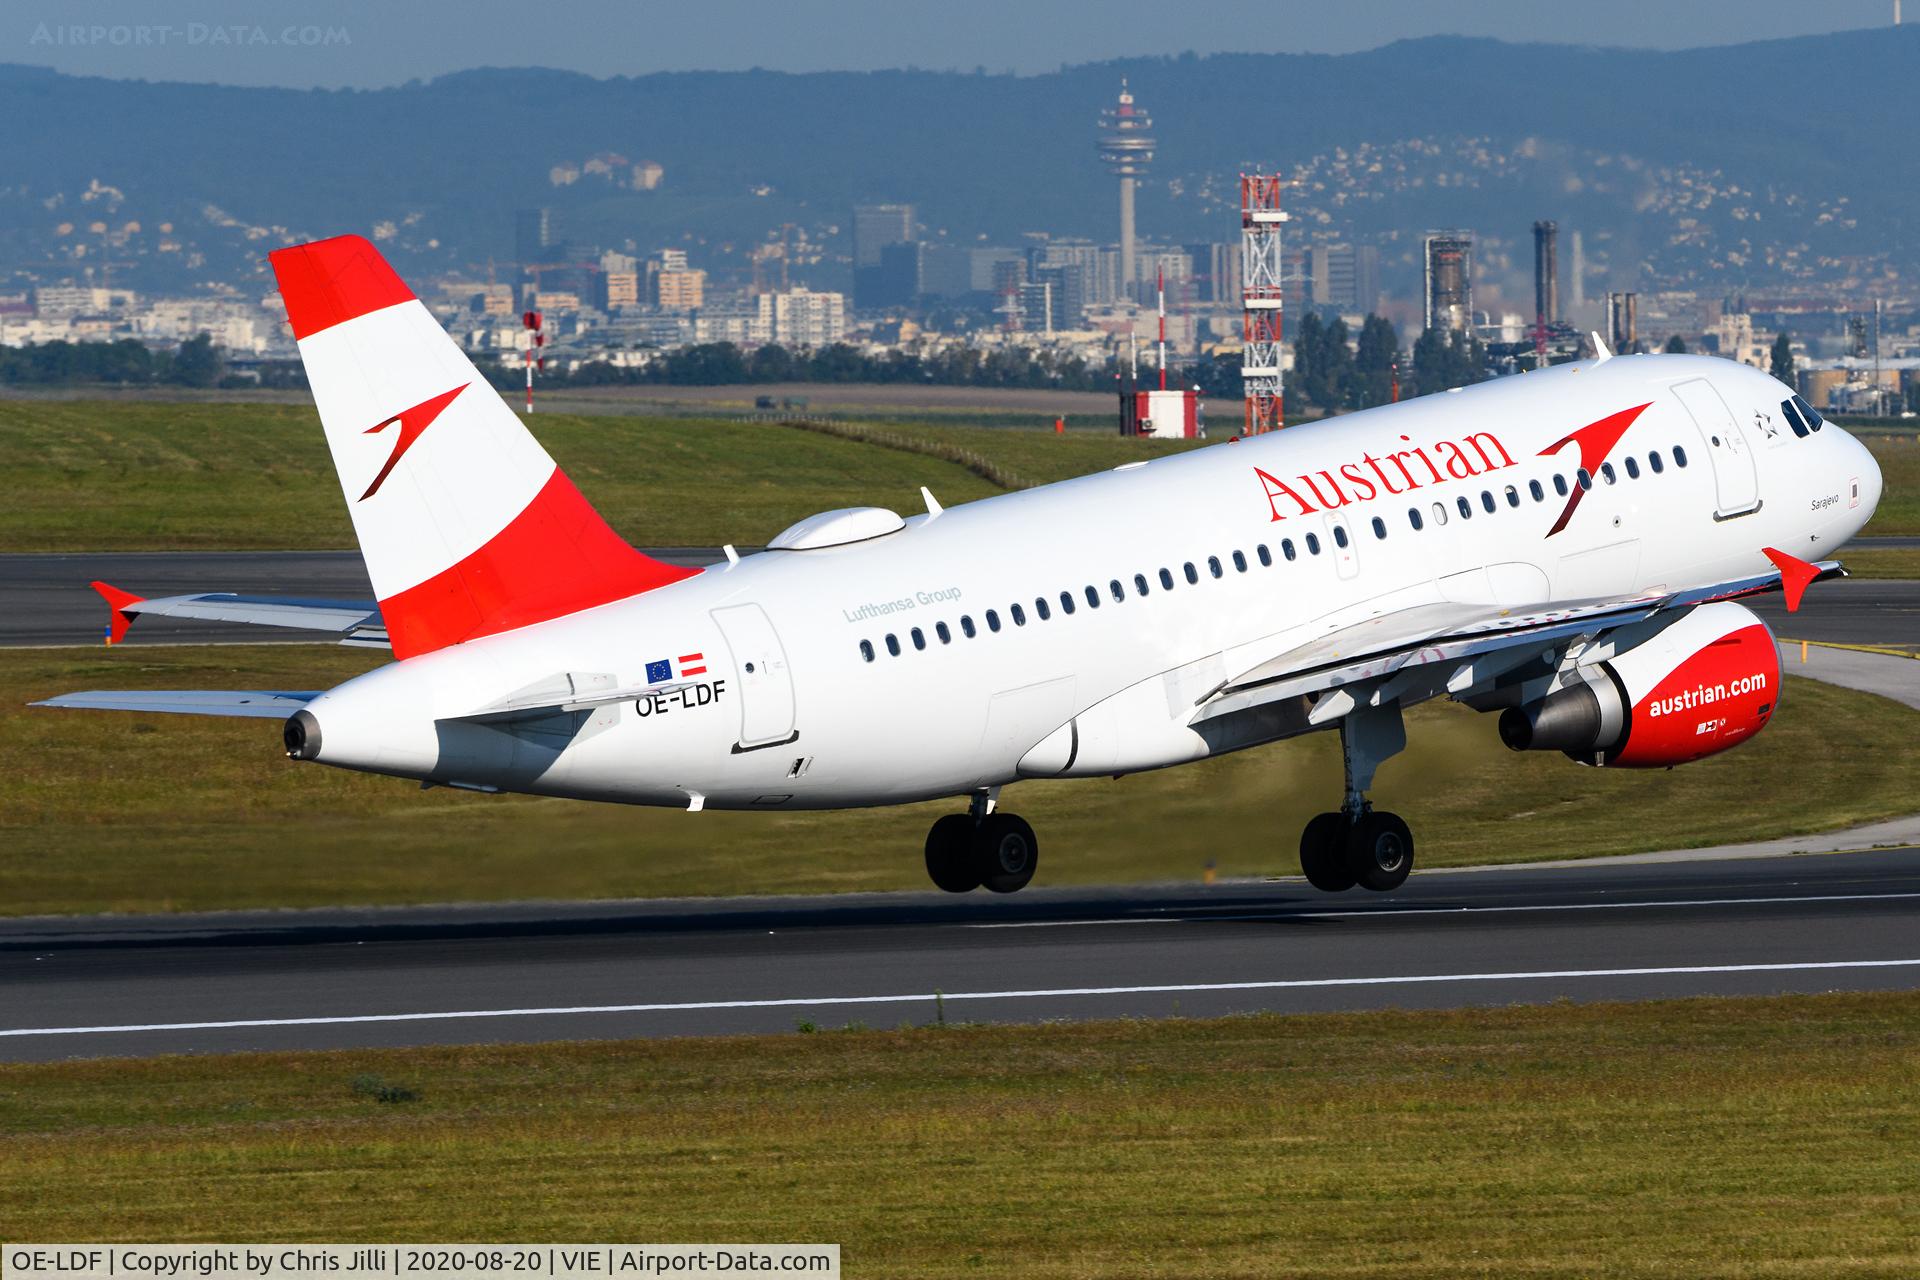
[7,646,1919,916]
[1862,435,1920,537]
[0,400,1199,552]
[1835,547,1920,580]
[3,992,1918,1275]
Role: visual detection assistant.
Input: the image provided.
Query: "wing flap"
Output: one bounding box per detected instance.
[31,691,321,719]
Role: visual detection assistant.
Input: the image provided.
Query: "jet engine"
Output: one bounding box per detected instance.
[1499,601,1779,768]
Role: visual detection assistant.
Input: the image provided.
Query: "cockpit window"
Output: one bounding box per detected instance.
[1791,394,1824,432]
[1780,397,1810,438]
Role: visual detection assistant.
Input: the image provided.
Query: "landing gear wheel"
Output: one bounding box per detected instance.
[1346,810,1414,893]
[1299,811,1356,892]
[973,813,1039,894]
[924,814,981,893]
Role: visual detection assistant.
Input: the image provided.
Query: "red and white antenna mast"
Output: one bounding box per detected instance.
[1156,263,1167,391]
[1239,174,1287,434]
[521,307,545,414]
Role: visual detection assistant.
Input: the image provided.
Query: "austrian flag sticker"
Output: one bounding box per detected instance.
[645,653,708,684]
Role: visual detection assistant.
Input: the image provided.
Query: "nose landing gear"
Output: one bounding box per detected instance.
[924,789,1039,894]
[1299,704,1416,893]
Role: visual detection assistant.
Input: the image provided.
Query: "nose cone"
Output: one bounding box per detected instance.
[1849,430,1884,525]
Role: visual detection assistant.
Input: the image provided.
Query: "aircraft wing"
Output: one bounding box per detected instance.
[1193,553,1842,729]
[30,690,321,719]
[89,580,389,647]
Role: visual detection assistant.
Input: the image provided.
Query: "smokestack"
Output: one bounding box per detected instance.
[1533,220,1559,328]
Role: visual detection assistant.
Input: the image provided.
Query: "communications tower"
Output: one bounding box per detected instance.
[1240,174,1287,434]
[1098,80,1154,299]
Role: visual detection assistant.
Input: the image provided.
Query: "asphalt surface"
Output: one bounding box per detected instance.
[2,545,1913,648]
[3,849,1917,1062]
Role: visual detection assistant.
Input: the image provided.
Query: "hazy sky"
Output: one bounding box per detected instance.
[14,0,1903,88]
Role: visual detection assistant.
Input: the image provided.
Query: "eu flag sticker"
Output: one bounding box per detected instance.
[645,658,672,684]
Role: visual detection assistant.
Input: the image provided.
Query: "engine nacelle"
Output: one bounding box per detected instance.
[1499,601,1779,768]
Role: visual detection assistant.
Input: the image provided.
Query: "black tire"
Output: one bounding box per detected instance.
[1299,811,1356,891]
[1346,811,1414,892]
[973,813,1039,894]
[925,814,981,893]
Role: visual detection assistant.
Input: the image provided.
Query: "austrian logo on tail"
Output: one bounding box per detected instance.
[359,382,470,501]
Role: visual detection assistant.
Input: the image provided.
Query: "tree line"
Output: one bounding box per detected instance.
[0,334,224,387]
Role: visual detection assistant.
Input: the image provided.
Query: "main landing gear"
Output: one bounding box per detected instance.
[925,788,1038,894]
[1299,703,1416,893]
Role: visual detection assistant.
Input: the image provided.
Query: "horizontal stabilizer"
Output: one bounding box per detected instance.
[444,670,676,724]
[87,581,387,646]
[32,690,321,719]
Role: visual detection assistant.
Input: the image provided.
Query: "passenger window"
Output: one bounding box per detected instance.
[1034,598,1050,621]
[1111,578,1126,601]
[1332,525,1349,549]
[1060,590,1076,615]
[1085,585,1101,608]
[1431,501,1448,526]
[961,615,976,638]
[1282,539,1297,561]
[1207,556,1223,579]
[1600,462,1617,485]
[1184,562,1199,584]
[1553,473,1569,497]
[1576,468,1593,490]
[1480,490,1496,513]
[1159,567,1175,590]
[1529,479,1544,501]
[1256,544,1272,567]
[1624,456,1640,479]
[1649,451,1664,474]
[985,609,1001,633]
[885,633,901,656]
[911,627,926,650]
[1408,507,1423,531]
[936,621,952,643]
[1505,485,1520,508]
[1306,532,1322,555]
[1232,550,1247,573]
[860,639,875,663]
[1457,495,1472,519]
[1010,604,1026,627]
[1134,573,1150,596]
[1371,516,1387,539]
[1673,446,1689,467]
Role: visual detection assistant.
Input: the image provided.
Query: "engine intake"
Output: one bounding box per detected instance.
[1499,601,1779,769]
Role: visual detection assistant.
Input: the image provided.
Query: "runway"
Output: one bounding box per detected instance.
[2,547,1915,648]
[4,848,1919,1061]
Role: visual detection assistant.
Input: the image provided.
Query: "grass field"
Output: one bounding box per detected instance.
[0,399,1198,552]
[3,992,1917,1276]
[7,645,1919,916]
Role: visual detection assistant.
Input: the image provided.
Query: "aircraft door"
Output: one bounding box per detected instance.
[1670,378,1760,519]
[710,603,798,751]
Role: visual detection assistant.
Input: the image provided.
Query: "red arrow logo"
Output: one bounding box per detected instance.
[1538,401,1652,537]
[358,383,469,501]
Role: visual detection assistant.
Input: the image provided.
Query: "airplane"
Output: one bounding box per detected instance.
[37,235,1883,895]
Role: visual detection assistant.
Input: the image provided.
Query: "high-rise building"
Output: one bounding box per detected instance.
[654,269,706,312]
[1018,281,1054,334]
[1097,80,1154,300]
[772,287,846,346]
[857,240,923,309]
[853,204,914,269]
[514,208,556,265]
[599,272,640,311]
[1034,265,1087,327]
[1423,231,1474,333]
[1183,242,1243,305]
[1306,243,1381,314]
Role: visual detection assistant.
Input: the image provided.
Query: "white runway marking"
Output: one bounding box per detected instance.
[968,890,1920,928]
[5,957,1919,1039]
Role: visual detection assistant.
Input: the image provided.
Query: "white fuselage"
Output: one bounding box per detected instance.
[301,354,1881,810]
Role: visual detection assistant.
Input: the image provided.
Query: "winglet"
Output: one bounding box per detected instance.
[1761,547,1821,613]
[920,485,944,518]
[1590,331,1612,362]
[89,580,144,645]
